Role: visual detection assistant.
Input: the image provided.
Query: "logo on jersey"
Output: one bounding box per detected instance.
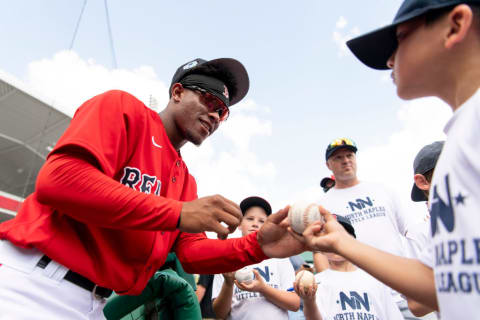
[254,266,271,282]
[222,85,229,99]
[120,167,161,195]
[337,291,370,311]
[430,174,467,236]
[183,60,198,70]
[348,197,373,211]
[152,136,162,148]
[343,196,385,224]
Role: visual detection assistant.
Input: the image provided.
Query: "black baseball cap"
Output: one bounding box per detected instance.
[347,0,480,70]
[320,176,336,192]
[240,196,272,216]
[334,215,356,238]
[169,58,249,106]
[325,137,358,161]
[411,141,444,201]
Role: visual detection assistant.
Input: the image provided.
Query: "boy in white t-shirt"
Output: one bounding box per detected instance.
[295,215,403,320]
[212,196,300,320]
[405,142,443,319]
[296,1,480,319]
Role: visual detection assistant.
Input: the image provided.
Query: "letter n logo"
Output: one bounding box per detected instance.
[348,197,373,211]
[254,266,270,282]
[339,291,370,311]
[430,174,455,236]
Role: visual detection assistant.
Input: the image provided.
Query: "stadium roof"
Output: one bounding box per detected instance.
[0,70,70,219]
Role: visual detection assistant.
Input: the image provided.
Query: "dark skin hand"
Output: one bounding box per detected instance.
[179,195,242,239]
[257,206,307,258]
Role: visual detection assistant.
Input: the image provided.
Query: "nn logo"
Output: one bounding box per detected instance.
[254,266,270,282]
[430,174,455,237]
[338,291,370,311]
[348,197,373,211]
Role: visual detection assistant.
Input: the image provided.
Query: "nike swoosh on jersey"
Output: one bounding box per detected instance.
[152,136,162,148]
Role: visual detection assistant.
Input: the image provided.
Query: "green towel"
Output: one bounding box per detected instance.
[104,268,201,320]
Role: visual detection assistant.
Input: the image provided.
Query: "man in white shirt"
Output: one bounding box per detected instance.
[319,137,417,319]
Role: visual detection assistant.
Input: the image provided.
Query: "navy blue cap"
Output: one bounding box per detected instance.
[347,0,480,70]
[240,196,272,216]
[325,138,358,161]
[411,141,444,201]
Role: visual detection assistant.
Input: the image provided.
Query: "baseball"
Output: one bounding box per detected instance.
[235,269,255,284]
[295,270,315,289]
[288,201,324,234]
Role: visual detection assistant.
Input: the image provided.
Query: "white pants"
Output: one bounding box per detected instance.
[0,240,107,320]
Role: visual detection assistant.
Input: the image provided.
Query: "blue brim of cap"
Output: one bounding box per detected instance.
[346,24,398,70]
[411,183,428,202]
[326,145,357,161]
[346,0,466,70]
[240,196,272,215]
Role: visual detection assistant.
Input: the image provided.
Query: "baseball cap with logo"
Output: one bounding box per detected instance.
[169,58,249,107]
[325,137,358,161]
[240,196,272,216]
[347,0,480,70]
[320,175,336,192]
[411,141,444,201]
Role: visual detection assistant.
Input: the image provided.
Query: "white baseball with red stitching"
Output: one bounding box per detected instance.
[295,270,315,289]
[288,202,323,234]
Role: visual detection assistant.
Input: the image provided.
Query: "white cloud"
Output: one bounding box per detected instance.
[182,100,276,203]
[25,50,168,116]
[336,16,347,29]
[332,17,361,57]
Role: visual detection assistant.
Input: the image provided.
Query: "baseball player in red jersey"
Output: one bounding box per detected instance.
[0,58,305,319]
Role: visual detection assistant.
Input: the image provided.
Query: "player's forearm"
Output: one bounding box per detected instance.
[175,232,268,274]
[259,286,300,311]
[407,297,436,316]
[302,298,322,320]
[212,282,234,319]
[336,236,438,310]
[36,151,181,230]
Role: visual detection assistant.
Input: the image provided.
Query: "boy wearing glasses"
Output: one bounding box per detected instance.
[0,58,305,319]
[318,137,416,318]
[298,1,480,319]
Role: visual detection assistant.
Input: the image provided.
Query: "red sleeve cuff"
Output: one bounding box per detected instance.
[248,231,269,262]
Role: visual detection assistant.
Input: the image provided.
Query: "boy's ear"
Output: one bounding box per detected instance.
[326,161,331,171]
[414,173,430,191]
[444,4,474,49]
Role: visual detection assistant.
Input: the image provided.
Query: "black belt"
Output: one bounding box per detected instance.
[37,255,113,299]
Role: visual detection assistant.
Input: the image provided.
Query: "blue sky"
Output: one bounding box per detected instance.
[1,1,453,224]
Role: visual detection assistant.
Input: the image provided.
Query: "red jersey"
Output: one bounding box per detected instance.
[0,90,267,295]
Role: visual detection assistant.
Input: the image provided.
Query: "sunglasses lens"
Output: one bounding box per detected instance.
[205,94,228,121]
[184,86,229,121]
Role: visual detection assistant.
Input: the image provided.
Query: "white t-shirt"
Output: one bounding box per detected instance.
[405,218,430,260]
[419,89,480,319]
[314,269,403,320]
[211,258,295,320]
[320,181,410,258]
